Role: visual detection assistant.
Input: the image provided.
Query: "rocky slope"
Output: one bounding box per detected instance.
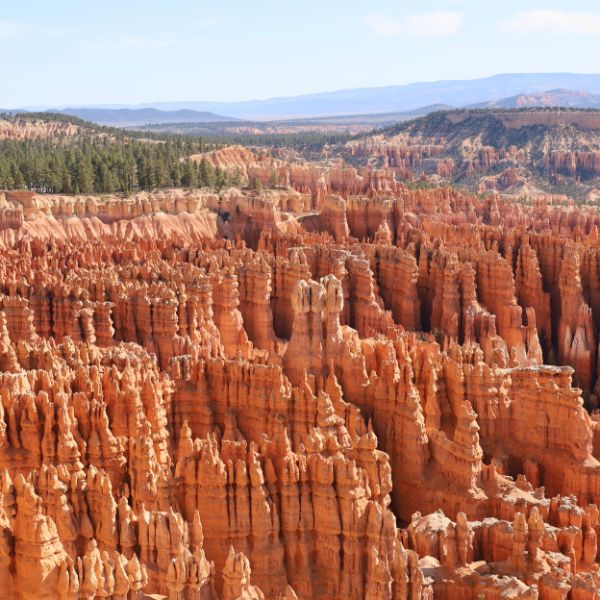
[471,89,600,110]
[4,165,600,597]
[342,109,600,200]
[0,117,84,140]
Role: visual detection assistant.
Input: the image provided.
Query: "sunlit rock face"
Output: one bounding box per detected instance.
[2,181,600,598]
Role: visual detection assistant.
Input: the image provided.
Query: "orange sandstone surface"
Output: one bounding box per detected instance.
[0,118,84,141]
[3,173,600,598]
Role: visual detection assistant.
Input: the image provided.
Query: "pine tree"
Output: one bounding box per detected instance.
[230,167,243,188]
[0,125,238,194]
[215,166,228,191]
[11,165,25,189]
[77,159,94,194]
[199,158,215,188]
[181,160,197,188]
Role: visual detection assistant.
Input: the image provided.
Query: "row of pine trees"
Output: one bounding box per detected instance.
[0,113,355,195]
[0,137,243,194]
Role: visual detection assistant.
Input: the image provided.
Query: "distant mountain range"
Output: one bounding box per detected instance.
[10,73,600,125]
[56,107,238,126]
[77,73,600,119]
[471,89,600,110]
[297,103,452,125]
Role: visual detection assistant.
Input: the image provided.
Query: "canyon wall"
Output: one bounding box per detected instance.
[1,181,600,597]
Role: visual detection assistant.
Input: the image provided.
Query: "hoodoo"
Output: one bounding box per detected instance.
[1,174,600,597]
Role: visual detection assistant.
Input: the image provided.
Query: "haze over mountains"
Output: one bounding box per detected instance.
[471,89,600,110]
[56,108,239,126]
[9,73,600,126]
[122,73,600,118]
[10,0,600,596]
[58,73,600,117]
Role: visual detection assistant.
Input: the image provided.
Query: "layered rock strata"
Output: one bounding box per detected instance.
[1,183,600,598]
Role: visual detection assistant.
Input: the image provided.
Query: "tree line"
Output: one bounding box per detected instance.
[133,125,356,148]
[0,111,357,195]
[0,137,243,194]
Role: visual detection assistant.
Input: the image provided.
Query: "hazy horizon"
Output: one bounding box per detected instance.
[10,71,600,112]
[3,0,600,108]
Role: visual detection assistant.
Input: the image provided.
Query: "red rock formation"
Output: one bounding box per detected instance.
[0,119,82,141]
[3,182,600,598]
[558,247,596,393]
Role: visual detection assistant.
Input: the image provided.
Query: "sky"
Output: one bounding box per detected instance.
[3,0,600,108]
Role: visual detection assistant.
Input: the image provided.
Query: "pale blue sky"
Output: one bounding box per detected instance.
[3,0,600,107]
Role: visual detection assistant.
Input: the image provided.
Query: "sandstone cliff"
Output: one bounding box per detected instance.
[1,183,600,598]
